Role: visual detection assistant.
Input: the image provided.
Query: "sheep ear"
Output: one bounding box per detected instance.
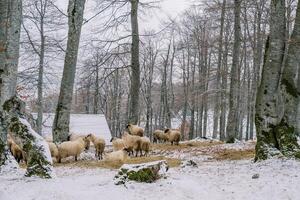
[126,124,130,128]
[164,129,169,133]
[110,138,113,142]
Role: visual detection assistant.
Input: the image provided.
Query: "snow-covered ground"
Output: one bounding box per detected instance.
[1,140,299,200]
[1,158,299,200]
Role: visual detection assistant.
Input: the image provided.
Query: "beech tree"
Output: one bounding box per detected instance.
[52,0,86,142]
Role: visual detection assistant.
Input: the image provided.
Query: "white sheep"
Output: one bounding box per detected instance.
[105,148,130,163]
[153,129,168,143]
[87,134,105,160]
[121,132,142,157]
[140,136,151,156]
[57,136,90,163]
[164,129,181,145]
[110,137,125,151]
[47,142,59,162]
[126,124,144,137]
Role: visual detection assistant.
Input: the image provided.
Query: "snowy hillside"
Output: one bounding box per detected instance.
[32,113,112,144]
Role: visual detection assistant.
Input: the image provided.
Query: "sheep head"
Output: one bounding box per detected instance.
[164,129,170,134]
[83,136,90,150]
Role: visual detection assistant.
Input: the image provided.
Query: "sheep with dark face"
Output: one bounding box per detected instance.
[164,129,181,145]
[126,124,144,137]
[153,130,168,143]
[57,136,90,163]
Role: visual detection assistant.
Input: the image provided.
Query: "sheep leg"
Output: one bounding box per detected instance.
[75,155,78,161]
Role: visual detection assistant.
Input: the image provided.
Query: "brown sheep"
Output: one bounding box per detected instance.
[153,130,168,143]
[164,128,181,145]
[126,124,144,137]
[110,137,125,151]
[121,132,142,157]
[87,134,105,160]
[57,136,90,163]
[7,138,26,163]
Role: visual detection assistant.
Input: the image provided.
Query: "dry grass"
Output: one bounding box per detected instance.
[54,156,181,169]
[152,140,224,151]
[213,149,255,160]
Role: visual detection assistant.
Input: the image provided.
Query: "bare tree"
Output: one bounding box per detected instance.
[0,0,23,168]
[255,0,287,160]
[128,0,140,124]
[226,0,241,143]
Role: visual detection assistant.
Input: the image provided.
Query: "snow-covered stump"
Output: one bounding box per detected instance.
[3,96,54,178]
[114,160,169,185]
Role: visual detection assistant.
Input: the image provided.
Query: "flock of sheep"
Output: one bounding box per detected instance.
[7,124,181,165]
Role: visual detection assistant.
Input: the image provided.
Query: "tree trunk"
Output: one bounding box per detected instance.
[189,53,196,139]
[52,0,85,142]
[213,0,226,139]
[226,0,241,143]
[128,0,140,124]
[0,0,22,170]
[271,0,300,158]
[255,0,288,160]
[4,97,54,178]
[219,15,230,141]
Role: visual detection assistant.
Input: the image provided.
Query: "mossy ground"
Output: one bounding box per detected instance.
[127,168,157,183]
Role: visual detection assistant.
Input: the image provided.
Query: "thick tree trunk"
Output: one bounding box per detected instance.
[52,0,85,142]
[4,97,54,178]
[0,0,22,170]
[213,0,226,139]
[255,0,288,160]
[269,1,300,158]
[226,0,241,143]
[128,0,140,124]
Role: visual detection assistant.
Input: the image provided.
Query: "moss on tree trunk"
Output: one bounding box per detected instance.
[3,96,54,178]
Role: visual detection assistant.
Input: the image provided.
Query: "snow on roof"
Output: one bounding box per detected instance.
[32,113,112,144]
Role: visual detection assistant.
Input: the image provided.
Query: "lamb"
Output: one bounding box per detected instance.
[110,137,125,151]
[87,134,105,160]
[47,142,59,162]
[105,148,130,163]
[140,136,151,156]
[126,124,144,137]
[153,130,168,143]
[57,136,90,163]
[121,132,142,157]
[164,128,181,145]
